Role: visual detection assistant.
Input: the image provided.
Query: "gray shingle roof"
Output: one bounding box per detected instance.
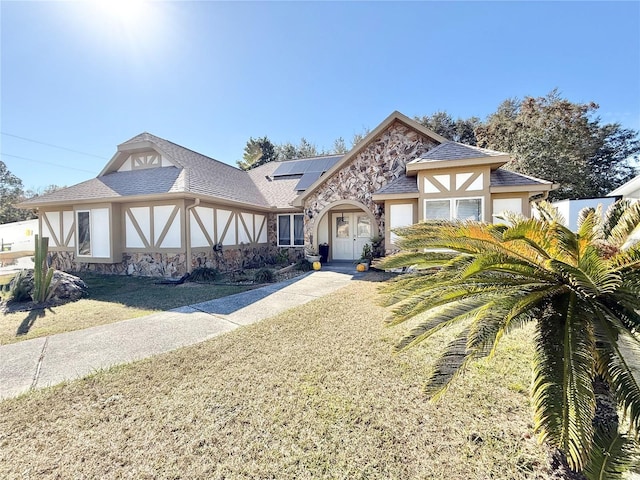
[247,161,301,209]
[128,133,268,206]
[411,141,507,163]
[373,169,552,196]
[20,168,186,204]
[23,133,269,207]
[490,169,552,187]
[374,175,418,195]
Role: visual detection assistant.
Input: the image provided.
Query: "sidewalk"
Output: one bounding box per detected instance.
[0,267,358,400]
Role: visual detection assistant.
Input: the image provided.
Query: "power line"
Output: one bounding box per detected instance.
[1,132,109,160]
[0,152,97,174]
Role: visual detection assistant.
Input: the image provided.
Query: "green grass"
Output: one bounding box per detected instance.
[0,273,551,479]
[0,272,255,345]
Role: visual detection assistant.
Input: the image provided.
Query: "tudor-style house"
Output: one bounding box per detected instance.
[19,111,555,277]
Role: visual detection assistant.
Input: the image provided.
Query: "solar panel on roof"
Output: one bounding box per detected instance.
[273,162,295,176]
[295,172,323,191]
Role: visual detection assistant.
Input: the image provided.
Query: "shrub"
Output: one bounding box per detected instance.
[295,259,312,272]
[189,267,220,282]
[274,248,290,265]
[254,268,275,283]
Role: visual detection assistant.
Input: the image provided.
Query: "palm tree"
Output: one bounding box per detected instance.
[379,201,640,478]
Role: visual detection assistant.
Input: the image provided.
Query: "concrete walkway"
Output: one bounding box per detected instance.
[0,266,359,400]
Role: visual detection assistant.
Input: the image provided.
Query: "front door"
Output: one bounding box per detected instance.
[332,212,372,260]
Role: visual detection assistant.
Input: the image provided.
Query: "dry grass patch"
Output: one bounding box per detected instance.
[0,272,254,345]
[0,273,550,479]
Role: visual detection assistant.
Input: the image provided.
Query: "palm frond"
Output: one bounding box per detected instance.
[377,250,458,270]
[501,217,557,260]
[593,318,640,435]
[576,205,603,245]
[583,426,639,480]
[423,327,478,401]
[393,297,488,352]
[548,257,621,298]
[532,295,596,472]
[608,201,640,248]
[534,200,567,225]
[602,200,631,240]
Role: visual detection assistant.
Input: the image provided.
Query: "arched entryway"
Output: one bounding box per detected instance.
[313,200,378,262]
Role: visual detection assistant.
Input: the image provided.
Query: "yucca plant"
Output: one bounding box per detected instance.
[32,234,55,303]
[379,201,640,478]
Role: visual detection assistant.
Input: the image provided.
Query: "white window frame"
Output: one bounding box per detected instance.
[76,208,111,258]
[424,196,484,221]
[277,214,304,247]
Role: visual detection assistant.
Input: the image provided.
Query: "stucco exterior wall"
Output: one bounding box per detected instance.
[303,121,438,246]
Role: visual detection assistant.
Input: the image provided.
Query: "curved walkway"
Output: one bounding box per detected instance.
[0,267,359,400]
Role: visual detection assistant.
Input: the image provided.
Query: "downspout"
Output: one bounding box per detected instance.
[185,198,200,273]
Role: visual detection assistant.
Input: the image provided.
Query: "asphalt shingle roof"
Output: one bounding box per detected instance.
[20,168,186,204]
[373,169,552,196]
[411,141,506,163]
[247,162,302,209]
[490,169,552,187]
[23,133,269,207]
[374,175,419,195]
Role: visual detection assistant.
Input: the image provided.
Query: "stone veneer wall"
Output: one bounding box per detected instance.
[303,121,439,246]
[48,251,188,277]
[48,244,291,278]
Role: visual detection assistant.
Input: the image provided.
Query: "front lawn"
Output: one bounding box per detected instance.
[0,272,256,345]
[0,273,550,479]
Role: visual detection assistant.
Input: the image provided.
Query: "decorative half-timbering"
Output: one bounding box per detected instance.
[19,111,555,276]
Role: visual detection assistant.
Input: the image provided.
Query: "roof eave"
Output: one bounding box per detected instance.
[490,184,556,194]
[18,192,273,212]
[407,156,509,173]
[371,193,419,201]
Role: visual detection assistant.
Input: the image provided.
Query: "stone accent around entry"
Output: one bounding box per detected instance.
[302,120,438,244]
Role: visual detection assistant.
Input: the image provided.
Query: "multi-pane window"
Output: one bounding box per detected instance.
[277,214,304,246]
[424,198,482,221]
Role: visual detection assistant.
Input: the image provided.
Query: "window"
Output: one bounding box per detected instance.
[76,208,110,258]
[424,197,483,221]
[278,214,304,246]
[77,211,91,256]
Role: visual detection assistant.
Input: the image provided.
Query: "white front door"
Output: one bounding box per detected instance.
[332,212,372,260]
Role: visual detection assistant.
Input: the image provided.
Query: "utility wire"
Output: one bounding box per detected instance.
[0,152,97,174]
[1,132,109,160]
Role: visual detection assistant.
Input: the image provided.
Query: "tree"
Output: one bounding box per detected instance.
[237,136,278,171]
[276,138,321,161]
[0,161,33,224]
[415,111,481,145]
[332,137,348,154]
[475,90,640,200]
[351,127,371,148]
[380,201,640,478]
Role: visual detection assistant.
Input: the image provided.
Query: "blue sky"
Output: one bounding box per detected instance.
[2,0,639,191]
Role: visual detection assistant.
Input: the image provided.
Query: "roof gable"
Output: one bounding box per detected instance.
[293,111,447,205]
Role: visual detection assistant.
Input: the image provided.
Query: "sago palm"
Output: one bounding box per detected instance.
[379,201,640,478]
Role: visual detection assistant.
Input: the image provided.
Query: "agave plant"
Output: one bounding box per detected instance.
[379,201,640,478]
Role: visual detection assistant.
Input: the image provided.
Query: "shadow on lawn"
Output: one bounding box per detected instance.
[16,308,48,336]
